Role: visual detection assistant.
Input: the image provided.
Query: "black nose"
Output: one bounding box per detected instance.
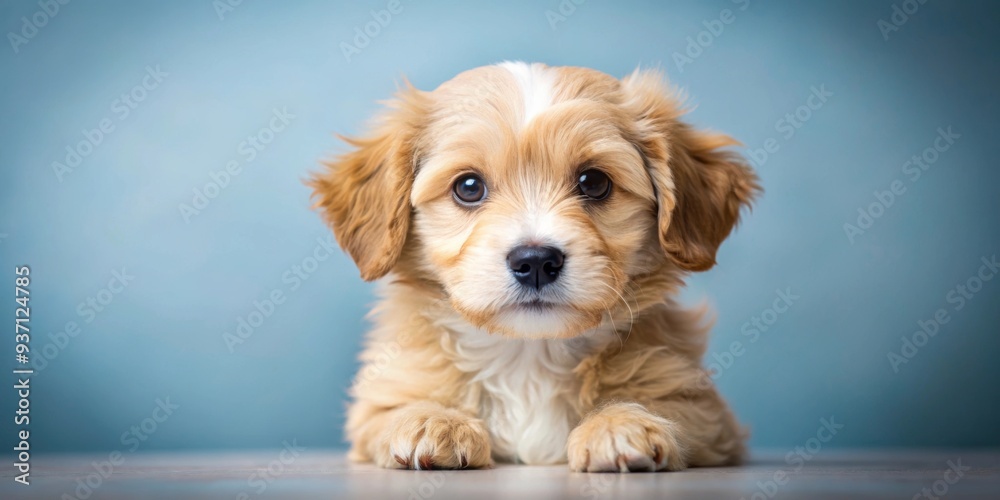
[507,245,565,290]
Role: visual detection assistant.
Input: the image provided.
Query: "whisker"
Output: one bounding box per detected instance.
[597,282,634,352]
[606,303,622,351]
[620,284,639,346]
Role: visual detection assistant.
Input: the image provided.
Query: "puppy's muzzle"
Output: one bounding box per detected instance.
[506,245,564,290]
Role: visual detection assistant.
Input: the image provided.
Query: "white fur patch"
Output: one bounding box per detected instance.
[438,311,619,465]
[498,61,557,126]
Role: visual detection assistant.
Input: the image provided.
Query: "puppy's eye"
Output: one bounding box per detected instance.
[453,173,488,205]
[577,169,611,200]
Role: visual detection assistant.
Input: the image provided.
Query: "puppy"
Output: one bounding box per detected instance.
[310,62,760,472]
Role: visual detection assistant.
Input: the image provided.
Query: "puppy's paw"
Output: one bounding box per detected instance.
[377,402,492,470]
[567,402,685,473]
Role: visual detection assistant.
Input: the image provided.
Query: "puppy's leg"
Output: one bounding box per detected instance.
[567,402,684,472]
[350,400,492,470]
[567,391,744,472]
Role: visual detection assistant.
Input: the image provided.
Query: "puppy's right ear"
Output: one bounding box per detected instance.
[309,84,428,281]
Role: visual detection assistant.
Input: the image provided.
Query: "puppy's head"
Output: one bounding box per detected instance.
[311,63,759,339]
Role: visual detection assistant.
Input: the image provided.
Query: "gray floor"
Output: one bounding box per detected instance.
[4,450,999,499]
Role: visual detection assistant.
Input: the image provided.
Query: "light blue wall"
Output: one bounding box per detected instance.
[2,0,998,453]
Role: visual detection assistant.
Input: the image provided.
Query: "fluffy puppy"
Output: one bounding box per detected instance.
[310,62,760,472]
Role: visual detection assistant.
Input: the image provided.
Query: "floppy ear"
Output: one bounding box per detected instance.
[309,84,428,281]
[621,69,761,272]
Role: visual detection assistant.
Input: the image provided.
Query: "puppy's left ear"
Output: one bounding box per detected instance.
[621,69,761,272]
[309,83,428,281]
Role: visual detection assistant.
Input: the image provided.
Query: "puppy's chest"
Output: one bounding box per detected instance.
[448,330,612,465]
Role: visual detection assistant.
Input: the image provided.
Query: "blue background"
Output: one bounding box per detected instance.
[2,0,998,454]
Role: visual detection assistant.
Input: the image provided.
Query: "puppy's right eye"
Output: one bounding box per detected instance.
[453,173,488,206]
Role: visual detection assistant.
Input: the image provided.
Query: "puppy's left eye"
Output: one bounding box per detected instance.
[453,173,488,205]
[577,169,611,200]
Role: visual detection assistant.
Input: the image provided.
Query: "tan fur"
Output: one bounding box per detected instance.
[311,63,760,471]
[309,84,430,281]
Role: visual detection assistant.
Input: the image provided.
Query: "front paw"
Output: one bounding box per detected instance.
[567,402,685,472]
[378,402,492,470]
